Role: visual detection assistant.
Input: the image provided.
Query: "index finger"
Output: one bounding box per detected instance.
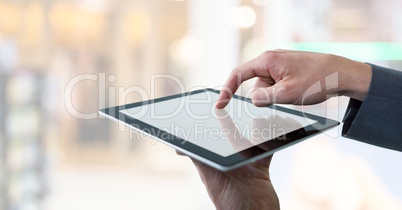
[215,52,273,109]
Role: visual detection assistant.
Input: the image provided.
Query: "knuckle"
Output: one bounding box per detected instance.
[260,50,281,65]
[261,50,276,60]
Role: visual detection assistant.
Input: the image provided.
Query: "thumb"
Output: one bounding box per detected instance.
[252,83,287,106]
[251,86,274,107]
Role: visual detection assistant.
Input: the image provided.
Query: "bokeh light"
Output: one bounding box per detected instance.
[225,6,256,29]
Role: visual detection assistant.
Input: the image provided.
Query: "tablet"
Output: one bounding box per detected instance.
[99,88,339,171]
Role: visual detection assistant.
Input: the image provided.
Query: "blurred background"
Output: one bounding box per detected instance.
[1,0,402,209]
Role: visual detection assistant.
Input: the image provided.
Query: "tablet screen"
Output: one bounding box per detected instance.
[120,91,315,157]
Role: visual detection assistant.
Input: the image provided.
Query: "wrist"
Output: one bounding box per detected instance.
[338,61,372,101]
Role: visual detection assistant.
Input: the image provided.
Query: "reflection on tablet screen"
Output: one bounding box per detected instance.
[120,91,316,157]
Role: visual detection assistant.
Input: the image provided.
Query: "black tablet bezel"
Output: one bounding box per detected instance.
[100,88,339,169]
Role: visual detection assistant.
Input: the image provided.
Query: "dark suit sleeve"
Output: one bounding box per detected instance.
[342,64,402,151]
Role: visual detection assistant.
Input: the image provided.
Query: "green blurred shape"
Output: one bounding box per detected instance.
[289,42,402,61]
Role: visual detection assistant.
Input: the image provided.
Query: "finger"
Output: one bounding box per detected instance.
[216,66,256,109]
[191,159,221,184]
[251,86,275,107]
[251,76,276,107]
[253,79,292,106]
[216,52,274,109]
[253,154,274,170]
[254,77,275,88]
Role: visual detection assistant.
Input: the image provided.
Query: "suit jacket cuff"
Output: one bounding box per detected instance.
[342,63,402,151]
